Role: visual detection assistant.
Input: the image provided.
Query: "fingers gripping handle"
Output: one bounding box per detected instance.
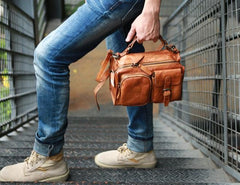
[121,35,168,56]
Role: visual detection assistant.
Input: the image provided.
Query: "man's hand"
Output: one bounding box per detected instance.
[125,0,161,43]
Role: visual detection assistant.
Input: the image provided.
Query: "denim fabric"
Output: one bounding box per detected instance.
[33,0,153,156]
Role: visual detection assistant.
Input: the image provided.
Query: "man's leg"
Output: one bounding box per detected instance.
[0,0,145,182]
[106,29,154,153]
[94,29,156,168]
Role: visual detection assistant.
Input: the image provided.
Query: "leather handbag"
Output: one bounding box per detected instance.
[94,35,185,110]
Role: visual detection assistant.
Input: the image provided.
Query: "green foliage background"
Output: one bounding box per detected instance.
[65,0,85,17]
[0,37,11,125]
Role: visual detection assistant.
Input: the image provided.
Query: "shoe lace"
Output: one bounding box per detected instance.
[117,143,132,157]
[24,151,43,168]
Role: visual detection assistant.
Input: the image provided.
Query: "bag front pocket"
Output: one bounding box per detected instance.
[115,73,152,106]
[152,68,183,103]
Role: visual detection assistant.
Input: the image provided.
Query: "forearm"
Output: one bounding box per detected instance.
[142,0,161,15]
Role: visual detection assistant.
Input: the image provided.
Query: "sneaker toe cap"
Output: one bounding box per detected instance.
[95,150,119,167]
[0,163,24,181]
[0,168,8,181]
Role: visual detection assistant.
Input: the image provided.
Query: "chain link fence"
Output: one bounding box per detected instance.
[161,0,240,180]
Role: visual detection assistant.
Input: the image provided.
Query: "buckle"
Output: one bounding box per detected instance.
[163,88,171,92]
[166,45,178,53]
[163,88,171,96]
[112,53,120,59]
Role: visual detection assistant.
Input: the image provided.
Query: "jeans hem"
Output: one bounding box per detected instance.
[127,135,153,153]
[33,139,63,157]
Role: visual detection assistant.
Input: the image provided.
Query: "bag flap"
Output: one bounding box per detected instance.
[117,54,144,66]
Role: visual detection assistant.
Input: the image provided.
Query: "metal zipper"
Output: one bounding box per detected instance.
[116,60,177,71]
[142,60,178,66]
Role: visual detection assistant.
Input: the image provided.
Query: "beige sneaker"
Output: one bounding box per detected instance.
[0,150,69,182]
[95,143,157,168]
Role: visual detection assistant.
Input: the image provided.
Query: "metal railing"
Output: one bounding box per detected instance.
[0,0,37,137]
[161,0,240,180]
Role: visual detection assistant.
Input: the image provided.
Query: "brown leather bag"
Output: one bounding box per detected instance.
[94,35,185,110]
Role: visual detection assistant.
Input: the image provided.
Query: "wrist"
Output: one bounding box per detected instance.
[142,0,161,15]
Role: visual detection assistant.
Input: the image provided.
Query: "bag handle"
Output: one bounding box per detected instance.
[120,35,178,57]
[120,35,168,56]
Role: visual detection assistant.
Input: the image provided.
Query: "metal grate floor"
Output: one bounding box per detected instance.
[0,116,238,184]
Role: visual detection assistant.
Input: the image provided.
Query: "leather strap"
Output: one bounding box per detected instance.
[121,35,168,56]
[139,65,153,76]
[96,50,113,82]
[94,81,106,111]
[163,76,171,106]
[120,37,138,57]
[156,35,168,51]
[94,50,113,110]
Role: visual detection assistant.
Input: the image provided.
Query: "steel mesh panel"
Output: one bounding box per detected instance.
[0,0,37,137]
[162,0,240,176]
[10,8,34,37]
[224,0,240,171]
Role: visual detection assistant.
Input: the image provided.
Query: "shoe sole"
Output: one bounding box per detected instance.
[40,169,70,182]
[94,157,157,169]
[0,175,6,182]
[0,169,69,182]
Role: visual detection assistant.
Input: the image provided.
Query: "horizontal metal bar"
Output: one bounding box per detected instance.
[226,31,240,42]
[172,100,219,119]
[183,75,222,81]
[0,21,34,40]
[184,74,240,81]
[0,47,34,58]
[0,107,38,138]
[4,0,34,20]
[0,90,36,103]
[180,40,219,58]
[0,72,35,76]
[228,112,240,122]
[1,106,37,127]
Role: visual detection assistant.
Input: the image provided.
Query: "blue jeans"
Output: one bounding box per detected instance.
[33,0,154,157]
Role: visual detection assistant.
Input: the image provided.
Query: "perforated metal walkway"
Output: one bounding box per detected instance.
[0,115,238,184]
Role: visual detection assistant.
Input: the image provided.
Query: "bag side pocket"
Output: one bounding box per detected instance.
[152,68,183,103]
[115,73,151,106]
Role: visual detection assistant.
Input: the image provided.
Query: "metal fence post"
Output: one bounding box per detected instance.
[33,0,39,44]
[220,0,228,164]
